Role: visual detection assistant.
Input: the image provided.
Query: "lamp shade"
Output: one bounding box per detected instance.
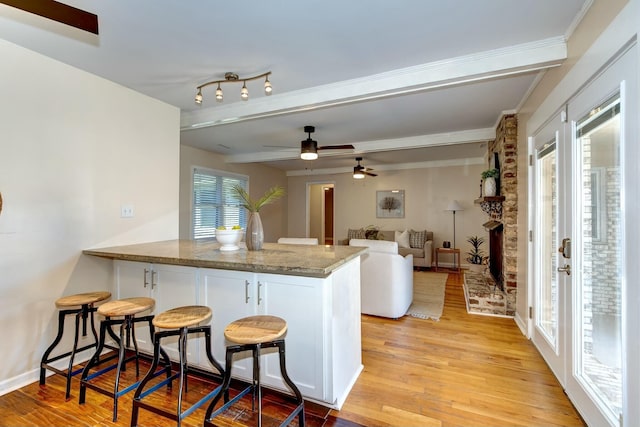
[445,200,463,212]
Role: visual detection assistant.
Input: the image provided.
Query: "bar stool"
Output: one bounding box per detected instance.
[40,291,112,400]
[79,297,171,422]
[131,305,224,427]
[204,315,305,427]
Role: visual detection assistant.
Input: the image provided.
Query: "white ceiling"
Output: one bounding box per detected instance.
[0,0,589,175]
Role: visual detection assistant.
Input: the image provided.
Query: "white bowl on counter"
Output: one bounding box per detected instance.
[215,228,244,251]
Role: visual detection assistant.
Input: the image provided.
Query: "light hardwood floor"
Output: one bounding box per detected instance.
[333,270,585,427]
[0,270,585,426]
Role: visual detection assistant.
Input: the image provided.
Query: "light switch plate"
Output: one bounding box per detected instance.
[121,205,134,218]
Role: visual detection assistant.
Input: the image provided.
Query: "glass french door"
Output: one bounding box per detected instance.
[532,115,566,381]
[531,44,633,427]
[566,88,623,427]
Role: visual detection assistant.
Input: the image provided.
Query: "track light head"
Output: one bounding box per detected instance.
[240,82,249,100]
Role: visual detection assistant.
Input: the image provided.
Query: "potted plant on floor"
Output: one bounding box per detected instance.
[466,235,487,273]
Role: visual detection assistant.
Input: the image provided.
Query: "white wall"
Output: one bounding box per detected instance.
[0,39,180,393]
[287,160,488,265]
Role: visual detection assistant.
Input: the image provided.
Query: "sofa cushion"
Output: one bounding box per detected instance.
[347,228,366,240]
[399,247,424,259]
[394,230,410,248]
[409,229,427,249]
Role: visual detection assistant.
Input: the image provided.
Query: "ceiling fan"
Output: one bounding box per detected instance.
[300,126,354,160]
[353,157,376,179]
[0,0,99,34]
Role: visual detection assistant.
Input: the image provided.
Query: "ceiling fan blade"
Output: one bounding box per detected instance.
[1,0,99,34]
[317,144,355,150]
[365,171,377,177]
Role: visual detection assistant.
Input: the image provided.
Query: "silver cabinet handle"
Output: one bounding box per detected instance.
[245,280,250,304]
[557,265,571,276]
[151,270,158,289]
[143,268,149,288]
[258,281,263,305]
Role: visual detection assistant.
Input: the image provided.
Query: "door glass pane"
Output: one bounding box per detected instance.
[536,141,558,345]
[575,95,622,416]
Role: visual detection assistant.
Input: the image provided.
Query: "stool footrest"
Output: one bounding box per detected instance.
[207,384,252,419]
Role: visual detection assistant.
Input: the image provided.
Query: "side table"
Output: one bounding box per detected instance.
[435,247,461,272]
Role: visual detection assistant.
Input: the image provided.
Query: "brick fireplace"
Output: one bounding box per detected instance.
[464,114,518,317]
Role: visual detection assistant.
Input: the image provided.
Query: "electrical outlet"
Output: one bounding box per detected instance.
[121,205,134,218]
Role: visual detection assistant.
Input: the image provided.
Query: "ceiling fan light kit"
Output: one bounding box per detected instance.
[353,157,376,179]
[195,71,272,105]
[299,125,355,160]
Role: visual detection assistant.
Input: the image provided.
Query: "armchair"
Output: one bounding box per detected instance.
[349,239,413,318]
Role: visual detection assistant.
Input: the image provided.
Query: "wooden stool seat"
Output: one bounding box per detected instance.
[224,315,287,345]
[55,291,111,308]
[152,305,212,329]
[97,297,155,317]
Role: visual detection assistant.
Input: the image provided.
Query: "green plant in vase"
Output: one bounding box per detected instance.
[232,185,285,251]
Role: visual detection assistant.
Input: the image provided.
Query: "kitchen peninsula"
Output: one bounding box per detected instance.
[83,239,365,409]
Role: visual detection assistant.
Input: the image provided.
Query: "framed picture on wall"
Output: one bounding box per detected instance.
[376,190,404,218]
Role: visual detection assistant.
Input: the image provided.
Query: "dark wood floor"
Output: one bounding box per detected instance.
[0,270,585,426]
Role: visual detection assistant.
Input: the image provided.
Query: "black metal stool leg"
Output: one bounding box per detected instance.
[276,340,305,427]
[204,346,238,426]
[40,310,67,386]
[79,319,109,404]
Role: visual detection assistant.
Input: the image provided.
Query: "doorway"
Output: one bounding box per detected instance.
[307,182,335,245]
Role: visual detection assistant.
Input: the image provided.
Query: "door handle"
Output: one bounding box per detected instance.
[143,268,149,288]
[245,280,250,304]
[557,264,571,275]
[558,238,571,259]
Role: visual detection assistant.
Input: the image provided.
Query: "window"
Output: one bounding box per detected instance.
[192,167,247,239]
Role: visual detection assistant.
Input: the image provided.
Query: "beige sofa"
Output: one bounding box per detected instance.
[341,228,433,269]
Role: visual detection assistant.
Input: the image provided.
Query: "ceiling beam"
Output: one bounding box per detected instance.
[223,128,495,164]
[181,37,566,131]
[0,0,98,34]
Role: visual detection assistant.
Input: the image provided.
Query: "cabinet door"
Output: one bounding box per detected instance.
[199,268,255,374]
[114,260,153,352]
[152,264,199,362]
[257,273,326,401]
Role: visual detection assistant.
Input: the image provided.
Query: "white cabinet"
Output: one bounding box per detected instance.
[114,260,198,361]
[199,268,331,403]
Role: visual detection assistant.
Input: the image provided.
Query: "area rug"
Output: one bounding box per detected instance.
[406,271,449,321]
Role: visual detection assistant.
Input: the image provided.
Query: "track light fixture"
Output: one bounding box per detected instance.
[195,71,272,105]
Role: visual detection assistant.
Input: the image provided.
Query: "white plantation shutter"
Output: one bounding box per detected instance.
[192,167,247,239]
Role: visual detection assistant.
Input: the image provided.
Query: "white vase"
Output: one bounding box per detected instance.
[484,177,497,197]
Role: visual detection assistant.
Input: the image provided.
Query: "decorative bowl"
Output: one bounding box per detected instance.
[215,228,244,251]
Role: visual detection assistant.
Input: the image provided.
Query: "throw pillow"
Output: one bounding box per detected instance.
[409,229,427,248]
[348,228,366,240]
[395,230,410,248]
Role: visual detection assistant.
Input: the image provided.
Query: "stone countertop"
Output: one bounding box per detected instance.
[83,239,366,278]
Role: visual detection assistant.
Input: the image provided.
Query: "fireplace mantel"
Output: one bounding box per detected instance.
[474,196,505,219]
